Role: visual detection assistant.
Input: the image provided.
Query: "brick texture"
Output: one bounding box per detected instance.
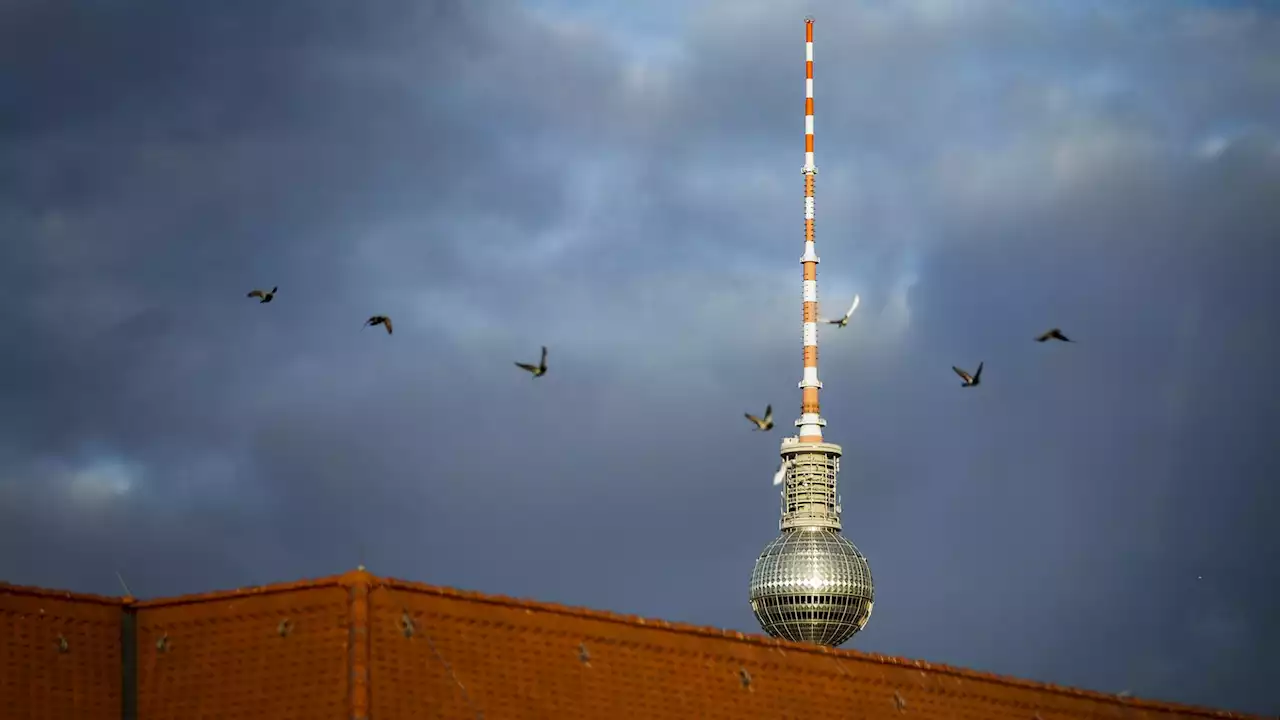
[1,572,1270,719]
[134,579,352,719]
[0,583,124,720]
[367,577,1266,720]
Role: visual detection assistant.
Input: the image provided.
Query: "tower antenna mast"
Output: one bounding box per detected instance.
[798,14,824,444]
[748,16,876,648]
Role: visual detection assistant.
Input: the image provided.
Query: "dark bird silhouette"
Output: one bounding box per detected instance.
[1035,328,1073,343]
[246,287,277,303]
[364,315,393,335]
[952,362,983,388]
[515,346,548,377]
[745,404,774,431]
[822,294,860,328]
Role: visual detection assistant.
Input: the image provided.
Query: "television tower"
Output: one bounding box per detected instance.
[749,16,875,647]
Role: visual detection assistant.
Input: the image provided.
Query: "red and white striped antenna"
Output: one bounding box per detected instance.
[797,15,824,443]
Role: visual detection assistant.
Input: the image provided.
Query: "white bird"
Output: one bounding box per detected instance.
[772,460,790,486]
[823,294,860,328]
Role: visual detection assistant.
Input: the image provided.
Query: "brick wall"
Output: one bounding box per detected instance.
[365,577,1266,720]
[0,583,125,720]
[1,573,1266,719]
[133,579,353,719]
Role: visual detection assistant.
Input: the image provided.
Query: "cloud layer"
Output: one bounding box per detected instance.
[1,0,1277,714]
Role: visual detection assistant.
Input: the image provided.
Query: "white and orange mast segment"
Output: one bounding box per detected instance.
[774,16,843,534]
[797,16,824,443]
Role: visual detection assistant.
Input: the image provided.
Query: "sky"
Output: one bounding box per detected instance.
[1,0,1278,714]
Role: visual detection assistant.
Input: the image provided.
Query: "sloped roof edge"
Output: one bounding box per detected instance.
[0,580,129,606]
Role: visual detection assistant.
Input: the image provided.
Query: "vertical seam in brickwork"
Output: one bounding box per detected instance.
[348,581,370,720]
[121,605,137,720]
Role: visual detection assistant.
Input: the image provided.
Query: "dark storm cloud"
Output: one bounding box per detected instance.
[1,0,1277,715]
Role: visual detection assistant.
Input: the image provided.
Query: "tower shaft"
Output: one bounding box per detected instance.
[784,17,840,532]
[779,438,841,531]
[798,17,824,443]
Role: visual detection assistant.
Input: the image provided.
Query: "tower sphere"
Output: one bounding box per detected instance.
[749,522,874,646]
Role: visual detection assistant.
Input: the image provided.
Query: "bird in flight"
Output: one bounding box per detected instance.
[246,287,277,303]
[745,404,774,431]
[515,345,548,377]
[772,459,790,486]
[823,294,860,328]
[952,362,983,388]
[1035,328,1073,343]
[364,315,393,335]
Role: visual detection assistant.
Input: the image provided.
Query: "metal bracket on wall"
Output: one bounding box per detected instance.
[277,618,294,637]
[399,611,415,638]
[739,667,753,690]
[55,634,69,653]
[155,633,170,653]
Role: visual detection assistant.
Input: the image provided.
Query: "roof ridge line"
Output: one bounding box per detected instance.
[0,581,129,606]
[377,576,1263,719]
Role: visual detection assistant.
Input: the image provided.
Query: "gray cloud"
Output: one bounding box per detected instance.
[0,0,1277,714]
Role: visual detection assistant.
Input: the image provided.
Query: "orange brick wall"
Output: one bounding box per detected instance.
[133,583,352,719]
[2,574,1266,719]
[0,584,124,720]
[368,579,1262,720]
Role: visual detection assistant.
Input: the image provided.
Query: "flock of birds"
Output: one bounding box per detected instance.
[248,283,1070,467]
[952,327,1073,387]
[245,286,551,377]
[740,294,1075,429]
[257,277,1201,589]
[731,293,1077,486]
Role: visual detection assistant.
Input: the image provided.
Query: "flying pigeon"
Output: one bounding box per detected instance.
[1035,327,1073,343]
[823,294,860,328]
[772,460,790,486]
[952,362,983,388]
[745,404,774,431]
[246,287,277,303]
[515,345,548,377]
[364,315,393,335]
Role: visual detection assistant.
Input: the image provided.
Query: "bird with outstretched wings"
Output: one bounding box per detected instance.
[745,404,774,431]
[822,294,860,328]
[364,315,393,335]
[952,362,983,387]
[247,287,277,303]
[515,345,548,377]
[1035,328,1072,343]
